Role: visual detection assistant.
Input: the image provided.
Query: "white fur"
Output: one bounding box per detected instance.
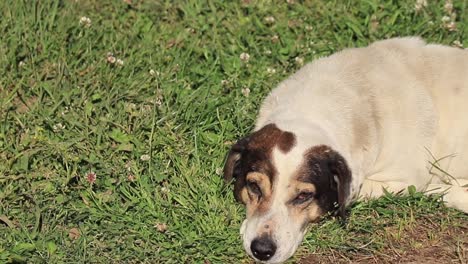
[241,147,309,263]
[244,37,468,263]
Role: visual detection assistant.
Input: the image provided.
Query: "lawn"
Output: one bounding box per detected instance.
[0,0,467,263]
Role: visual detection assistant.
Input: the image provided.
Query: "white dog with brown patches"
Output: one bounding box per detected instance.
[223,37,468,263]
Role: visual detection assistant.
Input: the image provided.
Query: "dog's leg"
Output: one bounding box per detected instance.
[359,179,411,199]
[425,180,468,213]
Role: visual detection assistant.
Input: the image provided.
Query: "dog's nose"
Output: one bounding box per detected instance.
[250,236,277,261]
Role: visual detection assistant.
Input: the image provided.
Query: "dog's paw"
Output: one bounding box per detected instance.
[443,186,468,213]
[428,184,468,213]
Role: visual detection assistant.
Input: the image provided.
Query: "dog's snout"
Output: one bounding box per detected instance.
[250,236,277,261]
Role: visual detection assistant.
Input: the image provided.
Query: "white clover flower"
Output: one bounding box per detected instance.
[161,186,170,194]
[240,52,250,62]
[155,222,168,232]
[267,67,276,74]
[107,56,116,64]
[241,87,251,97]
[18,61,26,67]
[61,108,68,116]
[414,0,427,11]
[444,0,453,13]
[441,16,451,23]
[264,16,275,24]
[215,168,223,176]
[446,21,457,31]
[116,59,124,66]
[107,52,116,64]
[264,50,272,55]
[295,56,304,66]
[271,35,279,43]
[305,25,313,31]
[221,79,229,86]
[149,69,160,76]
[452,40,463,48]
[53,123,65,132]
[156,99,163,107]
[140,154,150,161]
[79,16,91,28]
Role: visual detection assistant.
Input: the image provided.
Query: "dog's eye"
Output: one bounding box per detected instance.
[247,181,262,197]
[249,165,258,173]
[292,192,314,205]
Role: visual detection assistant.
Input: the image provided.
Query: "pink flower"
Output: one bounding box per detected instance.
[86,172,96,184]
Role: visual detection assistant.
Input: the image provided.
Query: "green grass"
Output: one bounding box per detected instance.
[0,0,466,263]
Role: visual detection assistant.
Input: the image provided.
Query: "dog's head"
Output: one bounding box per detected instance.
[224,124,351,263]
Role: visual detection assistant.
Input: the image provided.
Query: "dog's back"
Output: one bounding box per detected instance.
[256,37,468,187]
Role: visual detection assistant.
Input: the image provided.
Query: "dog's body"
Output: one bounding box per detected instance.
[224,37,468,263]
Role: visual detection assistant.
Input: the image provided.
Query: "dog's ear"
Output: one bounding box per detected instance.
[327,151,351,220]
[223,137,249,183]
[304,146,352,219]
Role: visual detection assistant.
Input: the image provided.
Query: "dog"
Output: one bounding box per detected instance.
[223,37,468,263]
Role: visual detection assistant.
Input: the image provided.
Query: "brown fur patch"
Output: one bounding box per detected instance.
[246,172,273,215]
[278,131,296,153]
[223,123,297,207]
[286,181,323,225]
[245,124,296,154]
[294,145,352,221]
